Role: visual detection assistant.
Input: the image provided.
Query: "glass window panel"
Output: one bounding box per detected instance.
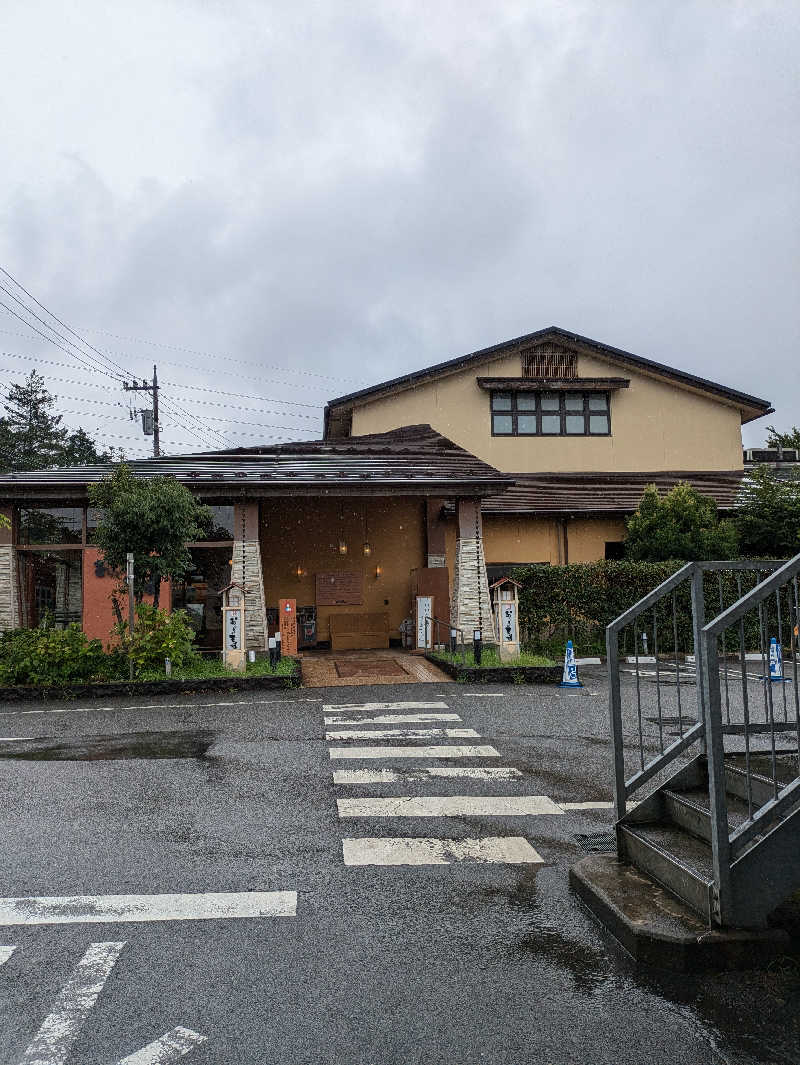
[589,414,610,434]
[172,546,234,651]
[85,507,101,544]
[541,414,561,434]
[492,393,512,410]
[565,414,586,434]
[199,505,235,541]
[565,392,583,411]
[540,392,560,410]
[516,393,537,410]
[588,393,609,411]
[517,415,537,434]
[18,507,82,545]
[18,550,82,628]
[492,414,513,434]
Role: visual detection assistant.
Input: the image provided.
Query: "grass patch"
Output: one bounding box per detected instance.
[430,648,556,668]
[132,655,297,682]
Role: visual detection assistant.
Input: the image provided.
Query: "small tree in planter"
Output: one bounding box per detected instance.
[88,464,212,614]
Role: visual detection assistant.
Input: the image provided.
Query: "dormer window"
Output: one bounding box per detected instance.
[490,391,610,436]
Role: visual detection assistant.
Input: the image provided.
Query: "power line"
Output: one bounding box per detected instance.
[77,324,369,386]
[164,379,322,408]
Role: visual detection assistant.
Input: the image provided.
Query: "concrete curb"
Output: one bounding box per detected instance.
[425,656,562,684]
[569,854,792,972]
[0,662,301,702]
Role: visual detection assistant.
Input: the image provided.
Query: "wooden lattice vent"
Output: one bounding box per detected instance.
[520,344,577,379]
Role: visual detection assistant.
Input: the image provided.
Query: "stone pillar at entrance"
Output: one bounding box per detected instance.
[232,503,268,651]
[450,498,492,642]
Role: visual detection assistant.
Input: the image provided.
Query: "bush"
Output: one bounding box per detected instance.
[114,604,199,675]
[513,560,785,657]
[0,621,109,686]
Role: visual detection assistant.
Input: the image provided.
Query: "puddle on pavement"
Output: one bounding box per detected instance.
[0,729,216,761]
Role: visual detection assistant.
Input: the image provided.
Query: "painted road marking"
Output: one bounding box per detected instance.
[16,940,126,1065]
[342,836,544,866]
[323,713,461,725]
[329,744,500,760]
[0,945,16,966]
[0,697,311,717]
[322,702,449,713]
[463,693,505,697]
[337,795,563,818]
[560,801,614,810]
[333,767,522,784]
[326,727,479,741]
[117,1026,207,1063]
[0,891,297,926]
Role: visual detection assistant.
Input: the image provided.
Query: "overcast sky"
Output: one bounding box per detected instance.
[1,0,797,457]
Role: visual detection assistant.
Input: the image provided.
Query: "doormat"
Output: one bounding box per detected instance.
[334,659,410,678]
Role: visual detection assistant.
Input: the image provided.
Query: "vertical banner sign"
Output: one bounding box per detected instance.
[501,603,518,645]
[416,595,433,649]
[225,608,242,651]
[279,598,298,656]
[769,637,784,682]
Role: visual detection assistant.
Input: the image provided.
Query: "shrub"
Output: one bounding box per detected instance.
[114,604,199,675]
[0,621,108,686]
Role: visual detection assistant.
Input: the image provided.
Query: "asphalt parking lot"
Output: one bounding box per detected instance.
[0,669,797,1064]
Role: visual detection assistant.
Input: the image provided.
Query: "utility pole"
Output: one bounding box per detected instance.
[124,365,160,457]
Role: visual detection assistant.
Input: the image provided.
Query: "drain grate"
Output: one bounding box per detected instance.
[572,830,616,853]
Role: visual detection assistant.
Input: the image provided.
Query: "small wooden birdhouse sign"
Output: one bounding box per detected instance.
[219,581,247,672]
[490,577,521,661]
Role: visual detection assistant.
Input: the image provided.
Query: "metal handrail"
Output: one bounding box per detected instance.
[423,616,467,660]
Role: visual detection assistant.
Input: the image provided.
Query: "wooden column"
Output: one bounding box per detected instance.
[450,498,493,641]
[425,498,447,568]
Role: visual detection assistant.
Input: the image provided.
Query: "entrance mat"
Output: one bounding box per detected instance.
[334,659,410,678]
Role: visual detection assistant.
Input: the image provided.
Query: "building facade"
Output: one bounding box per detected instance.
[0,327,772,650]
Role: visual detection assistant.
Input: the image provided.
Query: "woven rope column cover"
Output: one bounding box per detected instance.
[0,545,19,632]
[450,499,492,640]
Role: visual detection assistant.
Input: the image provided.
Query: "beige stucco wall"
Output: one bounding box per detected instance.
[444,515,626,570]
[260,497,425,640]
[350,349,745,473]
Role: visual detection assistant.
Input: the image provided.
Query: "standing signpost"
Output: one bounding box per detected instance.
[279,599,298,657]
[126,552,135,681]
[220,582,246,672]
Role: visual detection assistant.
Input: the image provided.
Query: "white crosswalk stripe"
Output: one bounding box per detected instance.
[329,744,500,760]
[0,945,16,966]
[337,795,564,818]
[325,727,479,741]
[333,767,522,784]
[342,837,544,866]
[323,702,449,713]
[323,713,462,725]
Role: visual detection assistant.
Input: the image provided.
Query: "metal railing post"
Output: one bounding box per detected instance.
[701,627,733,925]
[606,623,626,827]
[690,566,708,747]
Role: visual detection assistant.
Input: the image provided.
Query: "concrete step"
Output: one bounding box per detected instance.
[662,787,752,844]
[618,823,714,921]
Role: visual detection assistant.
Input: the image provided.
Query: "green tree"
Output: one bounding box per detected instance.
[735,465,800,558]
[766,425,800,451]
[88,464,212,609]
[624,482,739,562]
[0,371,111,471]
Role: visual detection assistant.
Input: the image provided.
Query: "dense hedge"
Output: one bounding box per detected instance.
[513,560,794,658]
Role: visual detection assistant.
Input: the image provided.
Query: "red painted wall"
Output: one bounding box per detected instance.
[82,548,170,644]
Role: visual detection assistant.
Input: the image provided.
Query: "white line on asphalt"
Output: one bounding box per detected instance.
[342,836,545,866]
[323,713,462,725]
[559,801,614,810]
[325,727,479,741]
[0,698,309,717]
[116,1026,207,1064]
[0,891,297,926]
[17,940,126,1065]
[0,737,34,741]
[332,767,522,784]
[337,795,564,818]
[0,945,16,966]
[463,693,505,697]
[322,702,449,712]
[329,744,500,760]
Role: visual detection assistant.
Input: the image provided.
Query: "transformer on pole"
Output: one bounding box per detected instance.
[124,365,160,457]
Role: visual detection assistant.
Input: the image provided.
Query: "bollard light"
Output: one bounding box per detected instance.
[450,628,457,654]
[473,628,482,666]
[268,636,277,667]
[248,650,256,664]
[164,657,171,677]
[275,630,282,661]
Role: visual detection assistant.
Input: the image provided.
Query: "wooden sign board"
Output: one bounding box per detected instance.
[279,598,298,656]
[315,571,363,606]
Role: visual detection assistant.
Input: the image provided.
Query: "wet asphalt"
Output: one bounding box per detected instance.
[0,668,797,1064]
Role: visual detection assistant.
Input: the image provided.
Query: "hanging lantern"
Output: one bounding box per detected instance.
[338,540,348,555]
[363,541,372,556]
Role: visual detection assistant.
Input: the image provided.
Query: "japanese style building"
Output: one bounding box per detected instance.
[0,326,772,651]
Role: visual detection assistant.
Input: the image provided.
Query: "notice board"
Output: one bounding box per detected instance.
[315,571,363,606]
[279,598,298,656]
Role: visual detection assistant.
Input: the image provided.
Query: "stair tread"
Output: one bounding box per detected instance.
[664,786,752,829]
[622,823,713,883]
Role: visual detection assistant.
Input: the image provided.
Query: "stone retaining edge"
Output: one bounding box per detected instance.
[425,656,562,684]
